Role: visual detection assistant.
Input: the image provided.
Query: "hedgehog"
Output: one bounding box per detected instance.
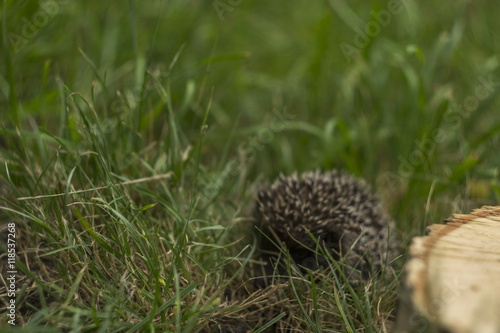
[254,169,398,282]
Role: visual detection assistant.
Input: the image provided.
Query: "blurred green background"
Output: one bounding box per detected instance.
[3,0,500,234]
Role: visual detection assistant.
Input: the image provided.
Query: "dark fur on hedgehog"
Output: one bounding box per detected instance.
[254,170,397,282]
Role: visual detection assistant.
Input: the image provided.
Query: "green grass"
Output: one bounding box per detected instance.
[1,0,500,332]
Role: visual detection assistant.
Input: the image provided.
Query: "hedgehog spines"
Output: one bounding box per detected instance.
[254,169,397,281]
